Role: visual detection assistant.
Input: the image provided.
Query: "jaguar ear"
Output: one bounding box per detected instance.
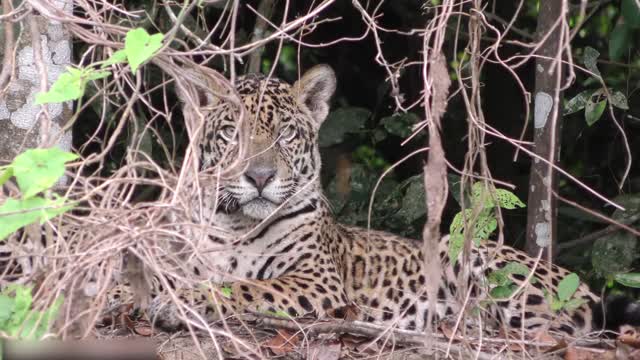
[174,65,226,109]
[293,65,336,125]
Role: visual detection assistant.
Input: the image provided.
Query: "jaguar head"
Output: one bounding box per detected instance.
[196,65,336,220]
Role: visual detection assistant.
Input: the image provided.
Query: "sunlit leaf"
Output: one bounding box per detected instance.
[0,197,74,241]
[125,28,164,73]
[495,189,526,210]
[12,148,78,198]
[35,72,84,104]
[563,298,589,311]
[101,49,128,68]
[490,285,518,298]
[448,234,464,266]
[557,273,580,302]
[0,168,13,188]
[220,287,232,298]
[35,68,110,104]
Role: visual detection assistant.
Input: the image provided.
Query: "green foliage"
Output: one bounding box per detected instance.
[36,28,164,104]
[0,285,63,341]
[448,183,525,265]
[609,0,640,60]
[585,97,607,126]
[380,113,421,138]
[35,68,110,104]
[588,194,640,290]
[545,273,589,312]
[318,107,370,147]
[220,286,232,298]
[0,197,73,241]
[613,273,640,288]
[622,0,640,28]
[124,28,164,73]
[12,148,78,199]
[488,263,536,299]
[0,148,77,240]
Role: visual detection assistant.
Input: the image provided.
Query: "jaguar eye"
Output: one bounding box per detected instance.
[219,125,236,142]
[278,126,297,143]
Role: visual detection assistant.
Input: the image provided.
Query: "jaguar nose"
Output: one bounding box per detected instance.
[244,167,277,193]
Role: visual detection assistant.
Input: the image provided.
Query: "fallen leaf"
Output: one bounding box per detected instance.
[308,339,341,360]
[263,329,300,356]
[134,324,153,336]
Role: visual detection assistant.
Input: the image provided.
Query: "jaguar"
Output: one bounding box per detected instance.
[127,64,638,339]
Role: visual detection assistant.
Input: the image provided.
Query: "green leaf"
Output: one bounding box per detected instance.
[502,262,531,277]
[318,107,370,147]
[19,295,63,340]
[614,273,640,288]
[563,298,589,312]
[490,285,518,299]
[8,286,33,331]
[584,98,606,126]
[557,273,580,302]
[85,70,110,81]
[124,28,164,73]
[564,90,591,115]
[583,47,601,77]
[622,0,640,29]
[609,91,629,110]
[487,270,511,287]
[450,209,472,234]
[35,72,84,104]
[395,177,426,222]
[495,189,526,210]
[472,213,497,240]
[0,196,74,240]
[609,23,632,61]
[550,299,565,311]
[0,295,15,326]
[101,49,128,68]
[35,68,110,105]
[12,148,78,198]
[0,168,13,187]
[592,232,637,278]
[220,286,232,298]
[380,113,421,138]
[448,234,464,266]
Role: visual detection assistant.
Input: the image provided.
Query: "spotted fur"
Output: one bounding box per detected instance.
[114,65,638,338]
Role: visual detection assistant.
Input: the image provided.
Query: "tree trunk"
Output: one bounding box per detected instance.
[0,0,73,163]
[524,1,565,259]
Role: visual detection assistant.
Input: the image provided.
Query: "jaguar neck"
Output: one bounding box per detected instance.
[214,186,331,241]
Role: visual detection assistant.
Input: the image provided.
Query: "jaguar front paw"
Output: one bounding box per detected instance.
[146,287,223,332]
[147,296,187,331]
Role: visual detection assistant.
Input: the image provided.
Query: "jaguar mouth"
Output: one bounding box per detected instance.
[245,197,276,207]
[240,196,280,219]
